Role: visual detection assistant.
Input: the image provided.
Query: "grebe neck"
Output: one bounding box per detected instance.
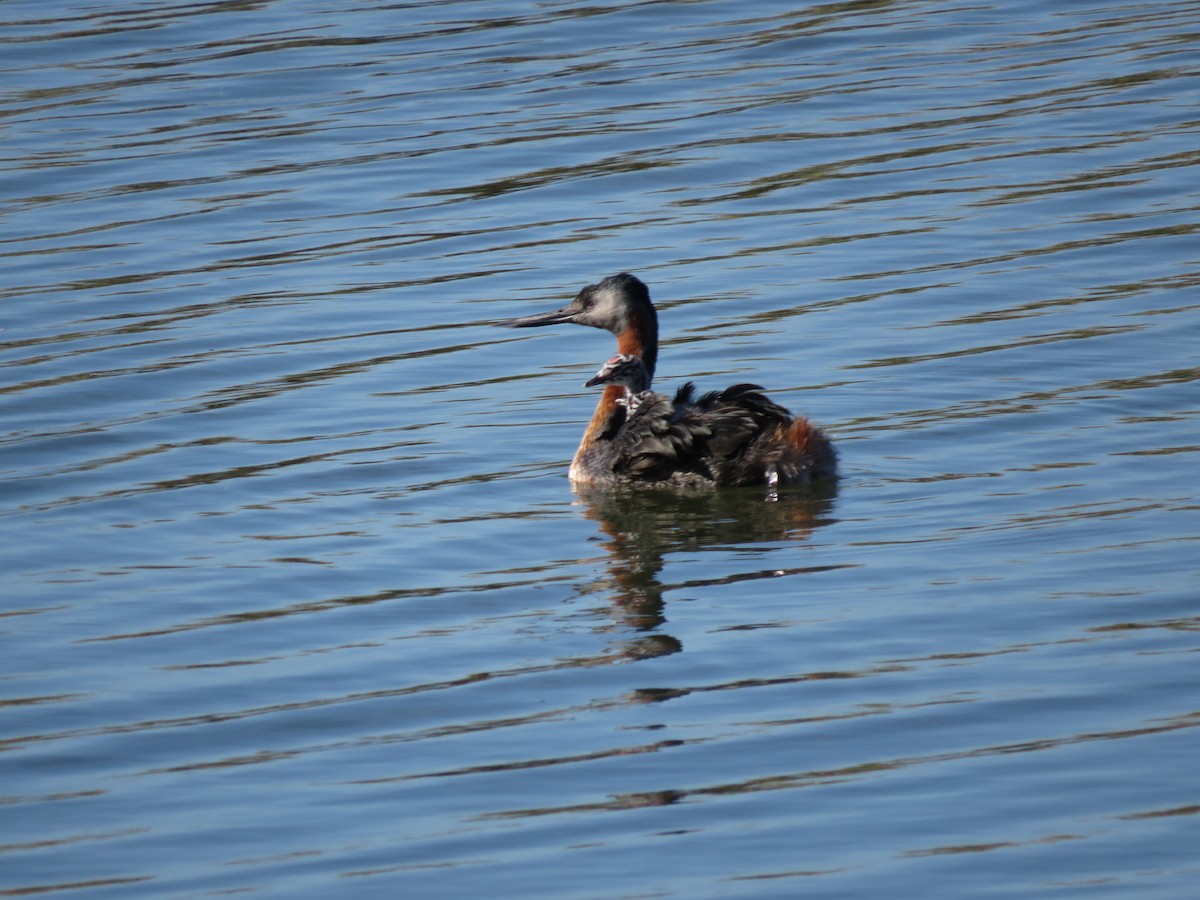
[616,307,658,382]
[570,384,627,481]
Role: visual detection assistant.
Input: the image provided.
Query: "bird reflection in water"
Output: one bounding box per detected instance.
[572,481,838,648]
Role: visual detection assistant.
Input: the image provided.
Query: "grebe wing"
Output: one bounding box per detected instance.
[609,383,800,485]
[671,381,697,406]
[691,384,789,418]
[607,392,689,478]
[608,391,761,482]
[681,385,799,482]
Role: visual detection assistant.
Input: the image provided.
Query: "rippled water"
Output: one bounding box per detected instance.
[3,1,1198,896]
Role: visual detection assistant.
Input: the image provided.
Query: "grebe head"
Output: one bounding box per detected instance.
[503,273,654,337]
[584,353,651,393]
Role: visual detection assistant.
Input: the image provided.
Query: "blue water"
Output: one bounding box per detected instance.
[2,1,1198,896]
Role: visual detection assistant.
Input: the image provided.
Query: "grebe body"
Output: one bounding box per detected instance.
[506,274,836,488]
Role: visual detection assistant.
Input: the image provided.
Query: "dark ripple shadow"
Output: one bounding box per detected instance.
[477,709,1200,822]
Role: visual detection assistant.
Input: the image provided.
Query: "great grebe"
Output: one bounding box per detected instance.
[505,273,836,488]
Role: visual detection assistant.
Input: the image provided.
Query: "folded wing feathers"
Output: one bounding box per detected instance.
[606,379,795,483]
[672,381,697,406]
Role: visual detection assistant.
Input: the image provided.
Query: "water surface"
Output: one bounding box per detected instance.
[2,1,1198,897]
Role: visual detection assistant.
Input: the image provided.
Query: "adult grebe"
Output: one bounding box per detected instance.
[505,273,837,488]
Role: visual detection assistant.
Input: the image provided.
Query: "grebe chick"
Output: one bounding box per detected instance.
[505,273,837,488]
[585,353,655,412]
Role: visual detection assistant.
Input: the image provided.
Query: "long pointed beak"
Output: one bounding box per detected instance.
[499,304,577,328]
[584,372,607,388]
